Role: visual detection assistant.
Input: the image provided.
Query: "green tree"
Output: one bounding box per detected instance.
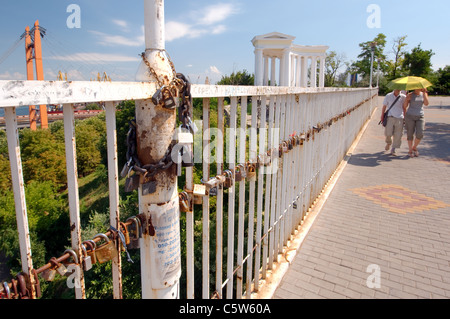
[75,116,106,177]
[352,33,388,81]
[435,66,450,95]
[402,44,434,78]
[389,35,408,79]
[19,128,67,187]
[325,51,347,87]
[217,70,254,86]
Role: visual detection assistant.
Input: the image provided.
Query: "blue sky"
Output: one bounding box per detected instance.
[0,0,449,84]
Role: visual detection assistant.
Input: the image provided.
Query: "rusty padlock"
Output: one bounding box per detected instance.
[235,164,246,182]
[120,222,130,246]
[41,259,58,282]
[223,170,234,189]
[16,273,30,299]
[179,192,191,213]
[126,216,142,249]
[162,86,177,109]
[83,240,97,265]
[246,163,257,182]
[93,233,118,264]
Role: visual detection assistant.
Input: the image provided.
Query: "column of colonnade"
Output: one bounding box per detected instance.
[252,32,328,88]
[255,52,326,88]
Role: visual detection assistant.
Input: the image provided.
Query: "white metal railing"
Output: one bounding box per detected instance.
[0,79,377,299]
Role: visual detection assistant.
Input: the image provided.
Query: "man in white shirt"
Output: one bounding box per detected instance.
[381,90,407,156]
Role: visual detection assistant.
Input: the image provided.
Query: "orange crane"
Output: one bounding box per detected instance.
[24,20,48,130]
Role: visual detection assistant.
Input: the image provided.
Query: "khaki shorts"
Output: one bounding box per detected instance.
[405,114,425,140]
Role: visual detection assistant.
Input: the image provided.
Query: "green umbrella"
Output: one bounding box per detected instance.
[387,76,432,91]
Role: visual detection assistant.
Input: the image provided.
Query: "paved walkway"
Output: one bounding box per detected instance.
[273,96,450,299]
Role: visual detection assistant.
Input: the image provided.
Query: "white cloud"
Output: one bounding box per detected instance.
[209,66,221,75]
[196,3,239,26]
[0,71,25,80]
[89,30,144,47]
[112,19,129,29]
[48,52,140,64]
[165,2,240,42]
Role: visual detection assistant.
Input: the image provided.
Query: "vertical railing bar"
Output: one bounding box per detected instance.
[289,94,297,235]
[236,95,247,299]
[215,97,225,299]
[281,95,291,245]
[62,103,84,299]
[246,97,255,298]
[226,96,237,299]
[4,106,36,298]
[252,94,266,295]
[186,96,195,299]
[105,101,122,299]
[202,97,210,299]
[277,95,286,253]
[295,94,301,227]
[261,95,274,280]
[269,95,280,270]
[244,95,255,297]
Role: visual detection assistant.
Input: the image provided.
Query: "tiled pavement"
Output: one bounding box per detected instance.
[273,96,450,299]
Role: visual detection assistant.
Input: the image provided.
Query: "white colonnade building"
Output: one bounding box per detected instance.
[252,32,329,87]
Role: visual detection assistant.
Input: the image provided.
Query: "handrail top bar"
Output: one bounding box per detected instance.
[191,84,375,98]
[0,80,376,108]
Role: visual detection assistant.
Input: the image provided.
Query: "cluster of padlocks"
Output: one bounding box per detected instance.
[178,96,369,213]
[0,217,144,299]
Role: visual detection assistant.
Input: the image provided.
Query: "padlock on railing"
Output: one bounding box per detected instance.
[93,233,118,264]
[63,249,81,279]
[120,222,131,246]
[124,171,140,193]
[126,217,142,249]
[246,163,257,182]
[2,281,11,299]
[41,258,58,282]
[152,85,166,106]
[16,273,30,299]
[81,245,93,271]
[193,184,207,204]
[178,192,191,213]
[235,164,246,182]
[223,170,234,189]
[83,240,97,265]
[51,256,68,276]
[162,86,177,109]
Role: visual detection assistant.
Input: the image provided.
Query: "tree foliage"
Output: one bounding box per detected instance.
[217,69,254,86]
[402,44,435,78]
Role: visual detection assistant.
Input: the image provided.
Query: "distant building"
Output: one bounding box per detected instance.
[251,32,328,87]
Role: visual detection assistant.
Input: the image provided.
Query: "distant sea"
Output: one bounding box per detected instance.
[0,106,37,117]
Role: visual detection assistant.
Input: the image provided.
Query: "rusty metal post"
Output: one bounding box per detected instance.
[136,0,181,299]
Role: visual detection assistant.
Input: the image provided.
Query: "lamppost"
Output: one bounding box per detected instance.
[369,41,377,88]
[376,58,381,87]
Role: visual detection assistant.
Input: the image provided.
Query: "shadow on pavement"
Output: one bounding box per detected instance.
[347,151,409,167]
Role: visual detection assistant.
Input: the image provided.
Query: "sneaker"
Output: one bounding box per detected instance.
[385,143,391,151]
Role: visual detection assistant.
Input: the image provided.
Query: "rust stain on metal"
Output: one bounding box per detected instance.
[148,216,155,236]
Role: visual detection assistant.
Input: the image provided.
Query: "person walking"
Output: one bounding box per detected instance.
[381,89,406,156]
[403,88,429,157]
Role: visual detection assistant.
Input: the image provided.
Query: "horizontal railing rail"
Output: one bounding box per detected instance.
[0,79,377,299]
